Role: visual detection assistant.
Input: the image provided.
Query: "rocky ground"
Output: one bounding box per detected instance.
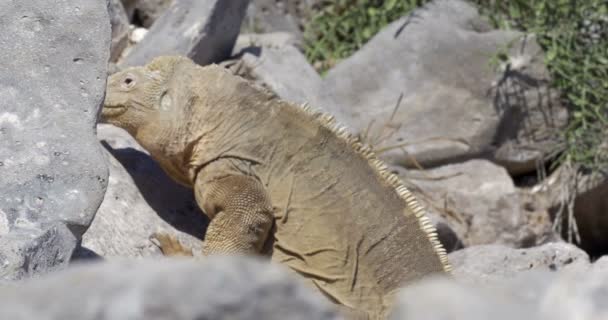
[0,0,607,319]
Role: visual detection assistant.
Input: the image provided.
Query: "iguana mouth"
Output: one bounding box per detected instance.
[101,105,127,118]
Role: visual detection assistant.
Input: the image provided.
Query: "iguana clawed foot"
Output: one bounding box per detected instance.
[150,232,194,257]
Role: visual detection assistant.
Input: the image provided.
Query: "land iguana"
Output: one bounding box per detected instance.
[100,55,451,319]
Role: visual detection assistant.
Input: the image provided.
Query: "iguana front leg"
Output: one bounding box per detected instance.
[194,174,274,255]
[151,160,274,256]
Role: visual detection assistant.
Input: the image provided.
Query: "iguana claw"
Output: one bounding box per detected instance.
[150,232,194,257]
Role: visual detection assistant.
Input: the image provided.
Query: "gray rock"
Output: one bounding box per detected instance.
[240,45,332,109]
[389,276,535,320]
[109,0,130,62]
[119,0,250,68]
[232,32,300,54]
[239,0,566,174]
[121,0,172,27]
[0,0,111,279]
[131,0,173,28]
[390,266,608,320]
[80,125,205,258]
[593,255,608,271]
[242,0,320,40]
[121,0,137,18]
[0,257,342,320]
[224,33,341,112]
[317,0,519,168]
[449,242,590,285]
[538,267,608,320]
[401,160,552,247]
[491,35,567,175]
[0,223,76,281]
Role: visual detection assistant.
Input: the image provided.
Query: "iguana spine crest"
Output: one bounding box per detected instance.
[297,102,452,273]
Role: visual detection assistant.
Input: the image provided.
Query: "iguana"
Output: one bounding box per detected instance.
[99,55,451,319]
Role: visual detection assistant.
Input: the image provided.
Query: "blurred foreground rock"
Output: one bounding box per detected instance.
[0,0,110,280]
[390,256,608,320]
[0,257,341,320]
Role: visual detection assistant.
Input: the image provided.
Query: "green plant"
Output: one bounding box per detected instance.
[303,0,431,73]
[471,0,608,172]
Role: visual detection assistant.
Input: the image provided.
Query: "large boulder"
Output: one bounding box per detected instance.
[241,44,330,109]
[449,242,590,285]
[489,34,567,175]
[235,0,566,176]
[242,0,321,41]
[0,0,111,280]
[0,257,342,320]
[80,125,205,258]
[320,0,564,171]
[109,0,130,62]
[119,0,250,68]
[400,160,553,247]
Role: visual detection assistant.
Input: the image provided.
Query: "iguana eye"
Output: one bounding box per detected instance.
[122,74,136,89]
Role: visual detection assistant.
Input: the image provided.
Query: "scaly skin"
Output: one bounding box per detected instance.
[100,55,451,319]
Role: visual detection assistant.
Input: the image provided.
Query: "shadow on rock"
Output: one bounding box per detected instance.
[101,141,208,240]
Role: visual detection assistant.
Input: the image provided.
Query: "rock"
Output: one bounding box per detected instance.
[400,159,552,247]
[390,266,608,320]
[538,267,608,320]
[121,0,138,18]
[130,27,148,43]
[389,276,535,320]
[490,34,568,175]
[527,162,608,256]
[131,0,173,28]
[239,45,333,109]
[316,0,516,167]
[0,0,110,279]
[80,124,206,258]
[120,0,172,27]
[0,223,76,281]
[232,32,300,54]
[108,0,130,62]
[449,242,590,285]
[571,173,608,256]
[119,0,250,68]
[227,1,567,176]
[241,0,320,41]
[0,257,342,320]
[593,255,608,271]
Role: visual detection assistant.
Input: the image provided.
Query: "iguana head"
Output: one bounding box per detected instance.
[101,56,189,135]
[101,56,197,185]
[101,66,163,135]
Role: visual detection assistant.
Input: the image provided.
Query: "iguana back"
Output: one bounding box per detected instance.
[101,56,451,319]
